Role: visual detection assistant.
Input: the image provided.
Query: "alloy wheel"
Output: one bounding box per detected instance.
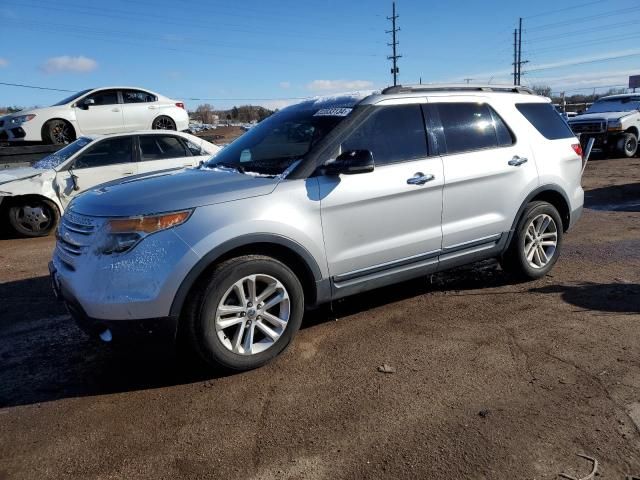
[215,274,290,355]
[153,117,175,130]
[15,204,52,233]
[523,213,558,269]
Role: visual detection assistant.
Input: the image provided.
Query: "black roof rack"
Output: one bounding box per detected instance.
[381,84,535,95]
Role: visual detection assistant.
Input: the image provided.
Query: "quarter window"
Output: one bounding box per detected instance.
[516,103,575,140]
[73,137,133,169]
[139,135,188,160]
[436,103,513,154]
[341,104,428,166]
[122,89,157,103]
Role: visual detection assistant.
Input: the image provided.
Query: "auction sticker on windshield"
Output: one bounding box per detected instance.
[313,108,352,117]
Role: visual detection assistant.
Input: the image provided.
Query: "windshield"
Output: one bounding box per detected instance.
[33,137,94,169]
[587,97,640,113]
[204,104,354,176]
[51,89,93,107]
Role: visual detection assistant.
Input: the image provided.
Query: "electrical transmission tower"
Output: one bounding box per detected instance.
[387,1,401,86]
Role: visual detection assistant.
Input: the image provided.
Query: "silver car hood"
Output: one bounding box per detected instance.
[0,167,43,186]
[70,167,281,217]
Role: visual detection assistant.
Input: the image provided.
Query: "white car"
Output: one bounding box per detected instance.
[0,87,190,144]
[0,130,219,236]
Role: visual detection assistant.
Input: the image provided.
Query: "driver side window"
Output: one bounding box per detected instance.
[83,90,119,106]
[73,137,134,169]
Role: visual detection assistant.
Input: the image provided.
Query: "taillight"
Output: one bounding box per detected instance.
[571,143,583,157]
[175,102,185,109]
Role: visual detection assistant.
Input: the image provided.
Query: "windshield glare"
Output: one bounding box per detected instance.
[33,137,93,169]
[204,105,352,176]
[587,97,640,113]
[52,89,93,107]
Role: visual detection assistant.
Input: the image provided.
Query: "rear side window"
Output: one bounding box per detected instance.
[341,104,428,166]
[140,135,188,160]
[516,103,575,140]
[436,103,514,155]
[122,89,157,103]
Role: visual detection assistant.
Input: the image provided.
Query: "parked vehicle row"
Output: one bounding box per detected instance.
[0,131,219,236]
[49,84,586,371]
[0,87,189,145]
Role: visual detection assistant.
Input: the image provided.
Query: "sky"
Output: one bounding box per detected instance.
[1,0,639,111]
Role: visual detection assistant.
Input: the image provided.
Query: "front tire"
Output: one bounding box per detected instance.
[42,119,76,145]
[184,255,304,371]
[152,116,176,130]
[7,197,60,237]
[617,132,638,158]
[500,201,563,280]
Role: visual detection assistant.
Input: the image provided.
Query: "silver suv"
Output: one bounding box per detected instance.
[50,85,585,371]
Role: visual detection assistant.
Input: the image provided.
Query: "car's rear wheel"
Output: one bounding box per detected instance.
[42,119,76,145]
[7,197,60,237]
[152,116,176,130]
[183,255,304,371]
[500,201,563,280]
[617,132,638,158]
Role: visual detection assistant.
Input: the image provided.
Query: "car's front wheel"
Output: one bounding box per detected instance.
[184,255,304,371]
[42,119,76,145]
[7,197,60,237]
[152,116,176,130]
[617,132,638,158]
[500,201,563,280]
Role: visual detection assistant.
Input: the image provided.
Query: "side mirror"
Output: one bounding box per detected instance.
[69,169,80,191]
[324,150,374,176]
[82,98,95,109]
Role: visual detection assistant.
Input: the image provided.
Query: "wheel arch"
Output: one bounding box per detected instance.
[510,185,571,234]
[625,125,639,137]
[170,234,325,319]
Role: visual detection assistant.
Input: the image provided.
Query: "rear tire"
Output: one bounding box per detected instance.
[152,116,176,130]
[617,132,638,158]
[500,201,563,280]
[7,197,60,237]
[183,255,304,371]
[42,119,75,145]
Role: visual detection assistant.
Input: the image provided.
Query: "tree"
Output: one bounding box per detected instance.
[531,84,552,98]
[231,106,239,120]
[194,103,216,124]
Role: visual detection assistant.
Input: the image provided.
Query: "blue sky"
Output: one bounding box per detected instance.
[1,0,639,110]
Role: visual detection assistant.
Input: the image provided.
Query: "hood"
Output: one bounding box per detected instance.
[0,167,43,186]
[5,106,64,119]
[70,167,281,217]
[569,111,633,123]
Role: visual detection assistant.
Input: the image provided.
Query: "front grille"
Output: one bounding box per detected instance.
[55,212,98,269]
[570,121,606,134]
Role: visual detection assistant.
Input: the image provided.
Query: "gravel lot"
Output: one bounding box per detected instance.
[1,156,639,479]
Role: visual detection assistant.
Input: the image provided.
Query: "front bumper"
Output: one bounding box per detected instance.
[50,261,179,344]
[0,121,41,142]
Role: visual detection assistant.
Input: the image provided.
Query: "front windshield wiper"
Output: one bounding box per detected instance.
[207,161,245,173]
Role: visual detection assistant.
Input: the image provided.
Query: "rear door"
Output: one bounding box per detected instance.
[56,136,138,206]
[121,89,158,131]
[137,134,198,173]
[74,89,124,135]
[427,97,538,249]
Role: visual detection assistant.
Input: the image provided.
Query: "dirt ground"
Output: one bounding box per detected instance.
[0,156,639,479]
[195,125,246,145]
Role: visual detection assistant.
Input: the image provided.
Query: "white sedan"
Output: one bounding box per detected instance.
[0,131,219,237]
[0,87,190,144]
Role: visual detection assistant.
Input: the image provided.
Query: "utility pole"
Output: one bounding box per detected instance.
[517,18,523,85]
[386,1,401,86]
[513,28,518,86]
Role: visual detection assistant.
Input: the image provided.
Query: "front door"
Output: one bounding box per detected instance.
[74,89,124,135]
[318,103,444,290]
[56,136,138,207]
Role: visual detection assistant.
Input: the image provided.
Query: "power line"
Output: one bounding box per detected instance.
[523,0,605,19]
[386,1,401,86]
[0,82,75,93]
[526,6,638,31]
[526,52,640,73]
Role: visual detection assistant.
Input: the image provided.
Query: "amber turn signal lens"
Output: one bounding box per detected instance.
[108,210,191,234]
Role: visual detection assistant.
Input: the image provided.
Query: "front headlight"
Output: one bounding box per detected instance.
[10,114,36,125]
[98,209,193,254]
[607,120,622,131]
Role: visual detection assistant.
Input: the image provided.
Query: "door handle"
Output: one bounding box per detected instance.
[406,172,435,185]
[111,108,120,112]
[123,171,135,175]
[508,156,528,166]
[148,106,158,109]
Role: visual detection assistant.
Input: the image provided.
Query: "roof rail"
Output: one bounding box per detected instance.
[381,84,536,95]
